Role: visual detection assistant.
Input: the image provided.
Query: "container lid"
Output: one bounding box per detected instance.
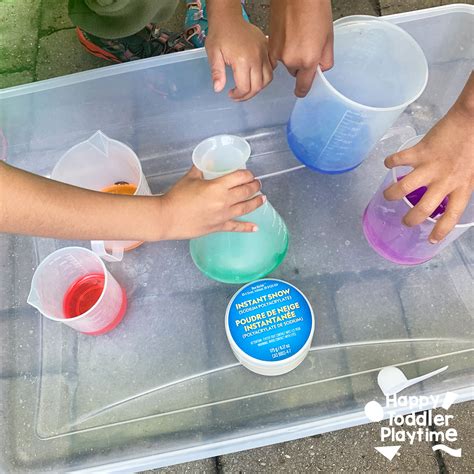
[225,279,315,367]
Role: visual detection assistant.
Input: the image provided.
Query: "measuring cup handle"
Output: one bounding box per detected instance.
[91,241,124,263]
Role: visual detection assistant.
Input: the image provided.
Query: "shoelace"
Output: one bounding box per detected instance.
[149,27,194,53]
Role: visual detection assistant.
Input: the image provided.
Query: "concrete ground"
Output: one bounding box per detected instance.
[0,0,472,472]
[153,402,474,473]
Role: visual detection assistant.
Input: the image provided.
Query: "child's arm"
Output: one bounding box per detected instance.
[268,0,333,97]
[383,72,474,243]
[0,162,263,240]
[206,0,273,101]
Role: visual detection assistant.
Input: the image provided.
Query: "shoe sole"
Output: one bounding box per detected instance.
[76,28,122,63]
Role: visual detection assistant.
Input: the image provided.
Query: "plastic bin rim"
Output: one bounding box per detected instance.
[70,385,474,473]
[2,3,474,472]
[0,5,472,100]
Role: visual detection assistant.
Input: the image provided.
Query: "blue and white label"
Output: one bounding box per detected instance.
[227,279,314,362]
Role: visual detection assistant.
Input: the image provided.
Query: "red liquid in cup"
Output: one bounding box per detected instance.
[63,273,105,318]
[63,273,127,335]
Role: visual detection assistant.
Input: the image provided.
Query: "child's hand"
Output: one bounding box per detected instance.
[0,162,262,242]
[383,74,474,243]
[268,0,333,98]
[206,1,273,101]
[160,166,264,239]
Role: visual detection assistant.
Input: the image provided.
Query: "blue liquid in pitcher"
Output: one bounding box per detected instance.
[287,100,371,174]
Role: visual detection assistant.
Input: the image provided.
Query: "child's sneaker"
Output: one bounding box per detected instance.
[185,0,250,48]
[76,24,195,63]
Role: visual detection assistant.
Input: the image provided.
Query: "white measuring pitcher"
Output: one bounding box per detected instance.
[51,131,151,261]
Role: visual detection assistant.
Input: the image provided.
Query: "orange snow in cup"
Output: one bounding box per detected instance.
[101,182,143,251]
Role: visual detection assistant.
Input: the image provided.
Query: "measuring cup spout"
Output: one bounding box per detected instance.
[27,288,41,310]
[87,130,110,157]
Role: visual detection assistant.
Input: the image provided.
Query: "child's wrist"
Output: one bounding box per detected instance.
[207,0,243,26]
[453,73,474,119]
[142,195,169,242]
[454,98,474,120]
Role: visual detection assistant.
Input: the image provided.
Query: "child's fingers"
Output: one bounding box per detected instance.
[263,57,273,87]
[294,66,317,98]
[383,168,431,201]
[219,220,259,233]
[220,169,255,188]
[231,194,266,218]
[402,184,447,227]
[269,54,278,70]
[236,66,264,102]
[238,56,274,101]
[250,66,264,97]
[229,63,251,100]
[384,148,420,169]
[234,67,262,102]
[429,188,471,243]
[229,178,261,203]
[320,35,334,71]
[187,165,203,179]
[286,66,297,77]
[207,47,227,93]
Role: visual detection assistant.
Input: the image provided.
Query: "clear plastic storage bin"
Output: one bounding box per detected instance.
[0,5,473,472]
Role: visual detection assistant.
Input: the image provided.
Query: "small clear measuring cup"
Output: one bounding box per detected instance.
[192,134,250,179]
[287,16,428,174]
[51,131,152,261]
[362,136,474,265]
[27,247,127,335]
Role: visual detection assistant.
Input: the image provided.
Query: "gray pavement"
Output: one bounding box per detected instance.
[0,0,472,472]
[151,401,473,472]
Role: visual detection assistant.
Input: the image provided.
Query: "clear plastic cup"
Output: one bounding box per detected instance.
[287,16,429,174]
[192,134,250,179]
[51,131,152,261]
[27,247,127,335]
[363,136,474,265]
